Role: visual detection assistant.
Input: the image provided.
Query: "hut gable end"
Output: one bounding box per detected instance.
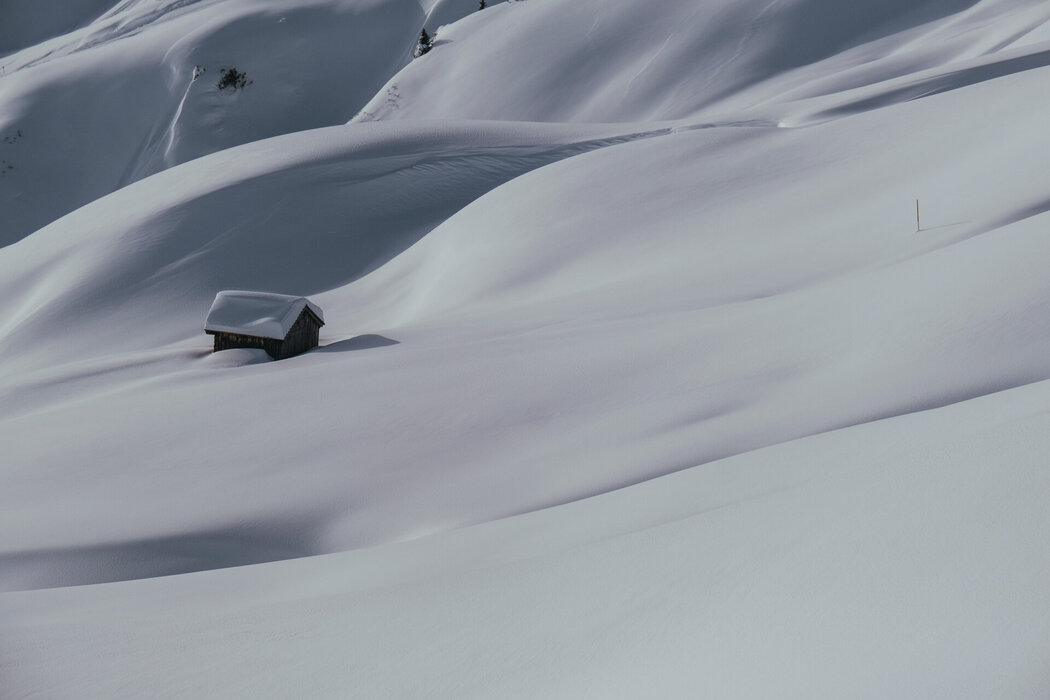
[276,307,323,359]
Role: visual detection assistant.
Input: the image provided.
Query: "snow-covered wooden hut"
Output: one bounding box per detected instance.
[204,291,325,360]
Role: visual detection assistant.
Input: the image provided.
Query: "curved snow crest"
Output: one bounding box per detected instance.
[356,0,1050,123]
[0,118,678,368]
[780,41,1050,126]
[0,0,426,247]
[0,0,524,248]
[2,0,1046,249]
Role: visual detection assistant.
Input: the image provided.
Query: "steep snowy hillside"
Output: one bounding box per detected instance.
[0,0,491,246]
[0,0,113,55]
[3,0,1050,697]
[354,0,1050,122]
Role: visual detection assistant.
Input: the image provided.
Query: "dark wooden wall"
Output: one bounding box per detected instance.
[210,331,282,358]
[208,308,322,360]
[277,309,322,359]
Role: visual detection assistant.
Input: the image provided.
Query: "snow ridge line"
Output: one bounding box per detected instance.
[791,42,1050,125]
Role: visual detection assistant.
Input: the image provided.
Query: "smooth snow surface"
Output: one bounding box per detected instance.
[205,291,324,340]
[4,0,1050,697]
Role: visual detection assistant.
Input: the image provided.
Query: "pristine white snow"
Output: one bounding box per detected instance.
[3,0,1050,697]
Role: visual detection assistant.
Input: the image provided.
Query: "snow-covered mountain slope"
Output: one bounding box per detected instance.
[0,0,494,246]
[0,0,114,56]
[4,0,1050,697]
[354,0,1050,122]
[5,377,1050,698]
[0,119,653,369]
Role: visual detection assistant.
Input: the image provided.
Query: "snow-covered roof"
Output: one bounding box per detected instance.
[204,291,324,340]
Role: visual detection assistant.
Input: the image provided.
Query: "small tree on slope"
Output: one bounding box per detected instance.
[415,28,433,57]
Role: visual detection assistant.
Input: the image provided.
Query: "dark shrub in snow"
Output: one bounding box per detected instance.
[217,67,251,90]
[415,28,433,57]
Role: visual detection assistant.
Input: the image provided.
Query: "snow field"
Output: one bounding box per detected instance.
[3,0,1050,696]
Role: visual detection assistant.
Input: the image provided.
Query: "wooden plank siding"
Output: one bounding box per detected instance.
[207,307,323,360]
[276,308,322,359]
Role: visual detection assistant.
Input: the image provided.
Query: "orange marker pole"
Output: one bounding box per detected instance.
[916,199,920,232]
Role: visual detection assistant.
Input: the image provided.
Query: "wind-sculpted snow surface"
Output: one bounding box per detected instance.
[0,0,115,56]
[0,120,664,368]
[4,0,1050,697]
[354,0,1050,122]
[0,0,427,245]
[5,381,1050,697]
